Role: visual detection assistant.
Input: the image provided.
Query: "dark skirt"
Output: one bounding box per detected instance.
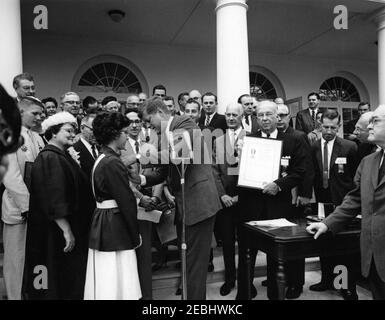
[88,208,139,251]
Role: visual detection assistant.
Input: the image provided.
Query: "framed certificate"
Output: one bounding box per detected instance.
[237,136,282,189]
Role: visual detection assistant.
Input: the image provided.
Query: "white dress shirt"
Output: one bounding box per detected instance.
[241,115,252,133]
[261,129,278,139]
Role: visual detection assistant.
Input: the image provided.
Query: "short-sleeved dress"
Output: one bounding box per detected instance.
[84,146,142,300]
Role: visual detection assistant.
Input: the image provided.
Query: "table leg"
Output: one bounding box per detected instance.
[246,247,251,300]
[276,260,286,300]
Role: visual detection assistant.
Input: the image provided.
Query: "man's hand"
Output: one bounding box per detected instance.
[307,131,318,144]
[221,195,233,208]
[164,187,175,206]
[296,196,311,206]
[306,222,328,239]
[63,229,75,253]
[262,182,280,196]
[140,195,156,210]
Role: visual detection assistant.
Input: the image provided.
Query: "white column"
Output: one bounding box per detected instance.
[0,0,23,95]
[216,0,249,114]
[373,7,385,105]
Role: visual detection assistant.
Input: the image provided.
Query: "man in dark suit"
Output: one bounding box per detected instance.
[198,92,227,134]
[307,105,385,300]
[140,97,222,300]
[236,100,307,300]
[295,92,321,142]
[309,109,359,300]
[73,114,98,179]
[198,92,227,271]
[212,102,246,296]
[344,102,371,141]
[275,103,314,299]
[353,111,378,162]
[238,94,259,135]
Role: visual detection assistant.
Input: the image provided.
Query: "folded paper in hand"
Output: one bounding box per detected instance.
[246,218,297,228]
[137,206,162,223]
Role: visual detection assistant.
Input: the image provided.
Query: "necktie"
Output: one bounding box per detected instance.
[378,151,385,184]
[91,144,98,159]
[145,129,150,143]
[323,141,329,189]
[135,141,140,155]
[266,133,270,139]
[205,115,210,126]
[245,115,250,125]
[312,110,316,123]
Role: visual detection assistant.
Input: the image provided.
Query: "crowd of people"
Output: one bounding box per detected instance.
[0,72,384,301]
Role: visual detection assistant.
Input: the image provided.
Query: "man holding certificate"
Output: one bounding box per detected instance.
[236,100,307,300]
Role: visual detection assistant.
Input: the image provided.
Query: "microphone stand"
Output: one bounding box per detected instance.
[180,157,187,300]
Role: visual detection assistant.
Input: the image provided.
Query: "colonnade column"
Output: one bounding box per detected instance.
[0,0,23,95]
[216,0,249,113]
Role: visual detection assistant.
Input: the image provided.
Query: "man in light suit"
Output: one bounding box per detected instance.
[309,109,359,300]
[2,97,45,299]
[212,102,246,296]
[141,97,222,299]
[295,92,321,142]
[307,104,385,300]
[237,100,307,300]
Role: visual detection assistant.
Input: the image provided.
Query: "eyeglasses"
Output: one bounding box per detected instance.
[128,119,141,125]
[64,100,80,106]
[277,113,289,118]
[128,102,140,106]
[82,124,93,131]
[244,102,253,106]
[203,101,215,105]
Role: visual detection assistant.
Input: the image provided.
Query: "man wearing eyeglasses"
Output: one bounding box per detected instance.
[73,114,98,179]
[60,92,81,117]
[238,94,259,135]
[236,100,307,300]
[127,94,141,111]
[308,109,359,300]
[308,105,385,300]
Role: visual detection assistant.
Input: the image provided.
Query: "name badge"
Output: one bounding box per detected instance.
[281,158,289,166]
[335,157,347,164]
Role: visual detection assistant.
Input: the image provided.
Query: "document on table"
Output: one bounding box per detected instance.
[246,218,297,228]
[238,137,282,189]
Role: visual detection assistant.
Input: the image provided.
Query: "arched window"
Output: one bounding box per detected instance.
[72,55,148,98]
[249,71,278,100]
[319,77,361,102]
[78,62,142,94]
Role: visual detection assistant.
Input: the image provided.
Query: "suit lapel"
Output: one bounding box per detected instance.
[315,140,323,175]
[372,151,382,189]
[330,138,341,173]
[79,140,94,163]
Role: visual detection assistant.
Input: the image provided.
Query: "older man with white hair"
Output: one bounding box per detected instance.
[236,100,307,300]
[307,105,385,300]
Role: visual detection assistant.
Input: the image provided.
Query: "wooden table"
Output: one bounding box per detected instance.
[243,218,361,300]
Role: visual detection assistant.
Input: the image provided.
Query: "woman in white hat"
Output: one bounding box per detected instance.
[23,112,92,300]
